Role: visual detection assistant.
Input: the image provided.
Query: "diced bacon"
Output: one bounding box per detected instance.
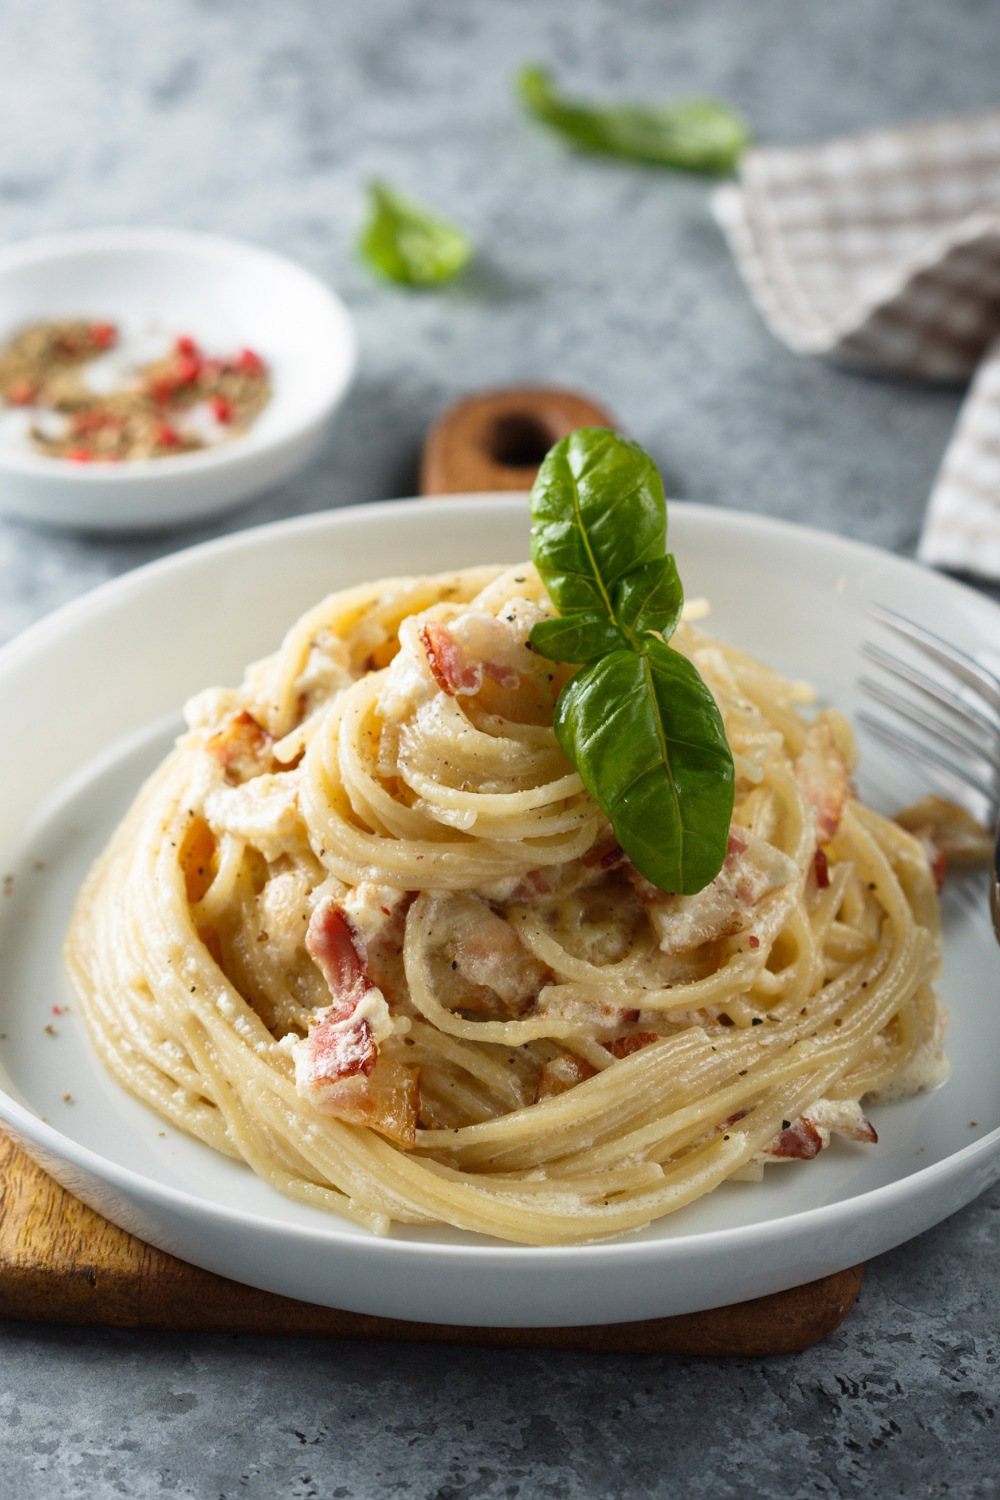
[484,659,520,689]
[581,836,626,871]
[805,1098,878,1144]
[294,1049,419,1147]
[763,1116,825,1159]
[431,892,550,1015]
[306,903,371,1009]
[340,884,413,1007]
[895,795,994,889]
[340,884,408,957]
[295,898,419,1144]
[420,621,520,698]
[761,1099,878,1161]
[534,1054,596,1102]
[603,1032,659,1059]
[298,903,379,1088]
[627,825,797,956]
[452,908,549,1014]
[813,847,830,889]
[420,622,484,696]
[796,718,850,844]
[205,710,272,784]
[298,1009,377,1083]
[507,868,559,902]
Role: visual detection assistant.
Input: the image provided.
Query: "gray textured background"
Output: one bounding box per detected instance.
[1,1,999,1496]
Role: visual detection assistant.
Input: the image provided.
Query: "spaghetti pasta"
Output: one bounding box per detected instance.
[65,563,946,1245]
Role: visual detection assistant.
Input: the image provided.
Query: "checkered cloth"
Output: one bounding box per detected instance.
[714,110,1000,578]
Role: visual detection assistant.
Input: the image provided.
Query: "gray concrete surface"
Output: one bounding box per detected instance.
[0,0,998,1495]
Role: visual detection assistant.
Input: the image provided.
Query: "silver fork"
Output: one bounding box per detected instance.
[857,603,1000,941]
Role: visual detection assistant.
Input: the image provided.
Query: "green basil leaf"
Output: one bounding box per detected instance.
[530,427,666,618]
[612,556,684,646]
[517,65,749,175]
[358,181,472,287]
[554,639,734,894]
[530,613,627,663]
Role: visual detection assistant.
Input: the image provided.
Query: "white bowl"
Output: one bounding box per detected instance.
[1,498,999,1325]
[0,228,356,531]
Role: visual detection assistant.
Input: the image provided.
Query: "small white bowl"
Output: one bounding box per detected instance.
[0,228,356,531]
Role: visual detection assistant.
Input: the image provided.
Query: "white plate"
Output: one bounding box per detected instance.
[0,228,356,530]
[1,497,998,1327]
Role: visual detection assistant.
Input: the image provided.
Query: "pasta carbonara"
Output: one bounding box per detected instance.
[65,564,946,1245]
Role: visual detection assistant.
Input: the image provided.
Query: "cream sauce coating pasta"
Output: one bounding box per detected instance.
[65,565,946,1245]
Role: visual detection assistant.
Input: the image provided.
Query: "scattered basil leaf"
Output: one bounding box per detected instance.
[517,65,749,176]
[358,180,472,287]
[529,427,665,618]
[530,612,626,664]
[553,642,735,895]
[529,428,735,895]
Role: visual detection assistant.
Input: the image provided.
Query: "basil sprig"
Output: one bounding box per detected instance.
[517,65,749,176]
[530,429,734,896]
[358,181,472,287]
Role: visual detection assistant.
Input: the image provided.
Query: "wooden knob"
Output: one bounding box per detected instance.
[420,387,617,496]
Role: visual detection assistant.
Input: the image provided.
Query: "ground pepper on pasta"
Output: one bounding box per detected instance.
[65,564,946,1245]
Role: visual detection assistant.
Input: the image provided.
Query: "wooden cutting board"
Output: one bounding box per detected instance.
[0,388,865,1354]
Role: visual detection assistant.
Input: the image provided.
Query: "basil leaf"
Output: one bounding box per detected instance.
[530,613,626,664]
[529,428,666,617]
[517,65,749,175]
[612,556,684,646]
[554,639,735,895]
[359,181,472,287]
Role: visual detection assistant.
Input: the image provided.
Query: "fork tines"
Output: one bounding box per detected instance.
[858,604,1000,819]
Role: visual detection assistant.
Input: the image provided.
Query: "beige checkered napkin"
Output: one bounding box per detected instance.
[714,110,1000,578]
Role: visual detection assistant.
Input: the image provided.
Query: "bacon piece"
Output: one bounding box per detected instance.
[306,903,372,1009]
[296,900,419,1145]
[421,622,483,696]
[298,1009,377,1082]
[429,892,550,1015]
[299,904,378,1083]
[813,847,830,889]
[507,868,558,902]
[534,1054,597,1102]
[205,709,272,783]
[762,1100,878,1161]
[294,1047,419,1147]
[451,902,550,1014]
[581,836,626,871]
[420,621,519,698]
[895,795,994,890]
[483,659,520,689]
[603,1032,658,1059]
[796,719,850,844]
[763,1116,824,1159]
[805,1098,878,1144]
[626,826,796,956]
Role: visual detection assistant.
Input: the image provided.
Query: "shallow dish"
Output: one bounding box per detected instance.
[0,496,998,1327]
[0,228,355,531]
